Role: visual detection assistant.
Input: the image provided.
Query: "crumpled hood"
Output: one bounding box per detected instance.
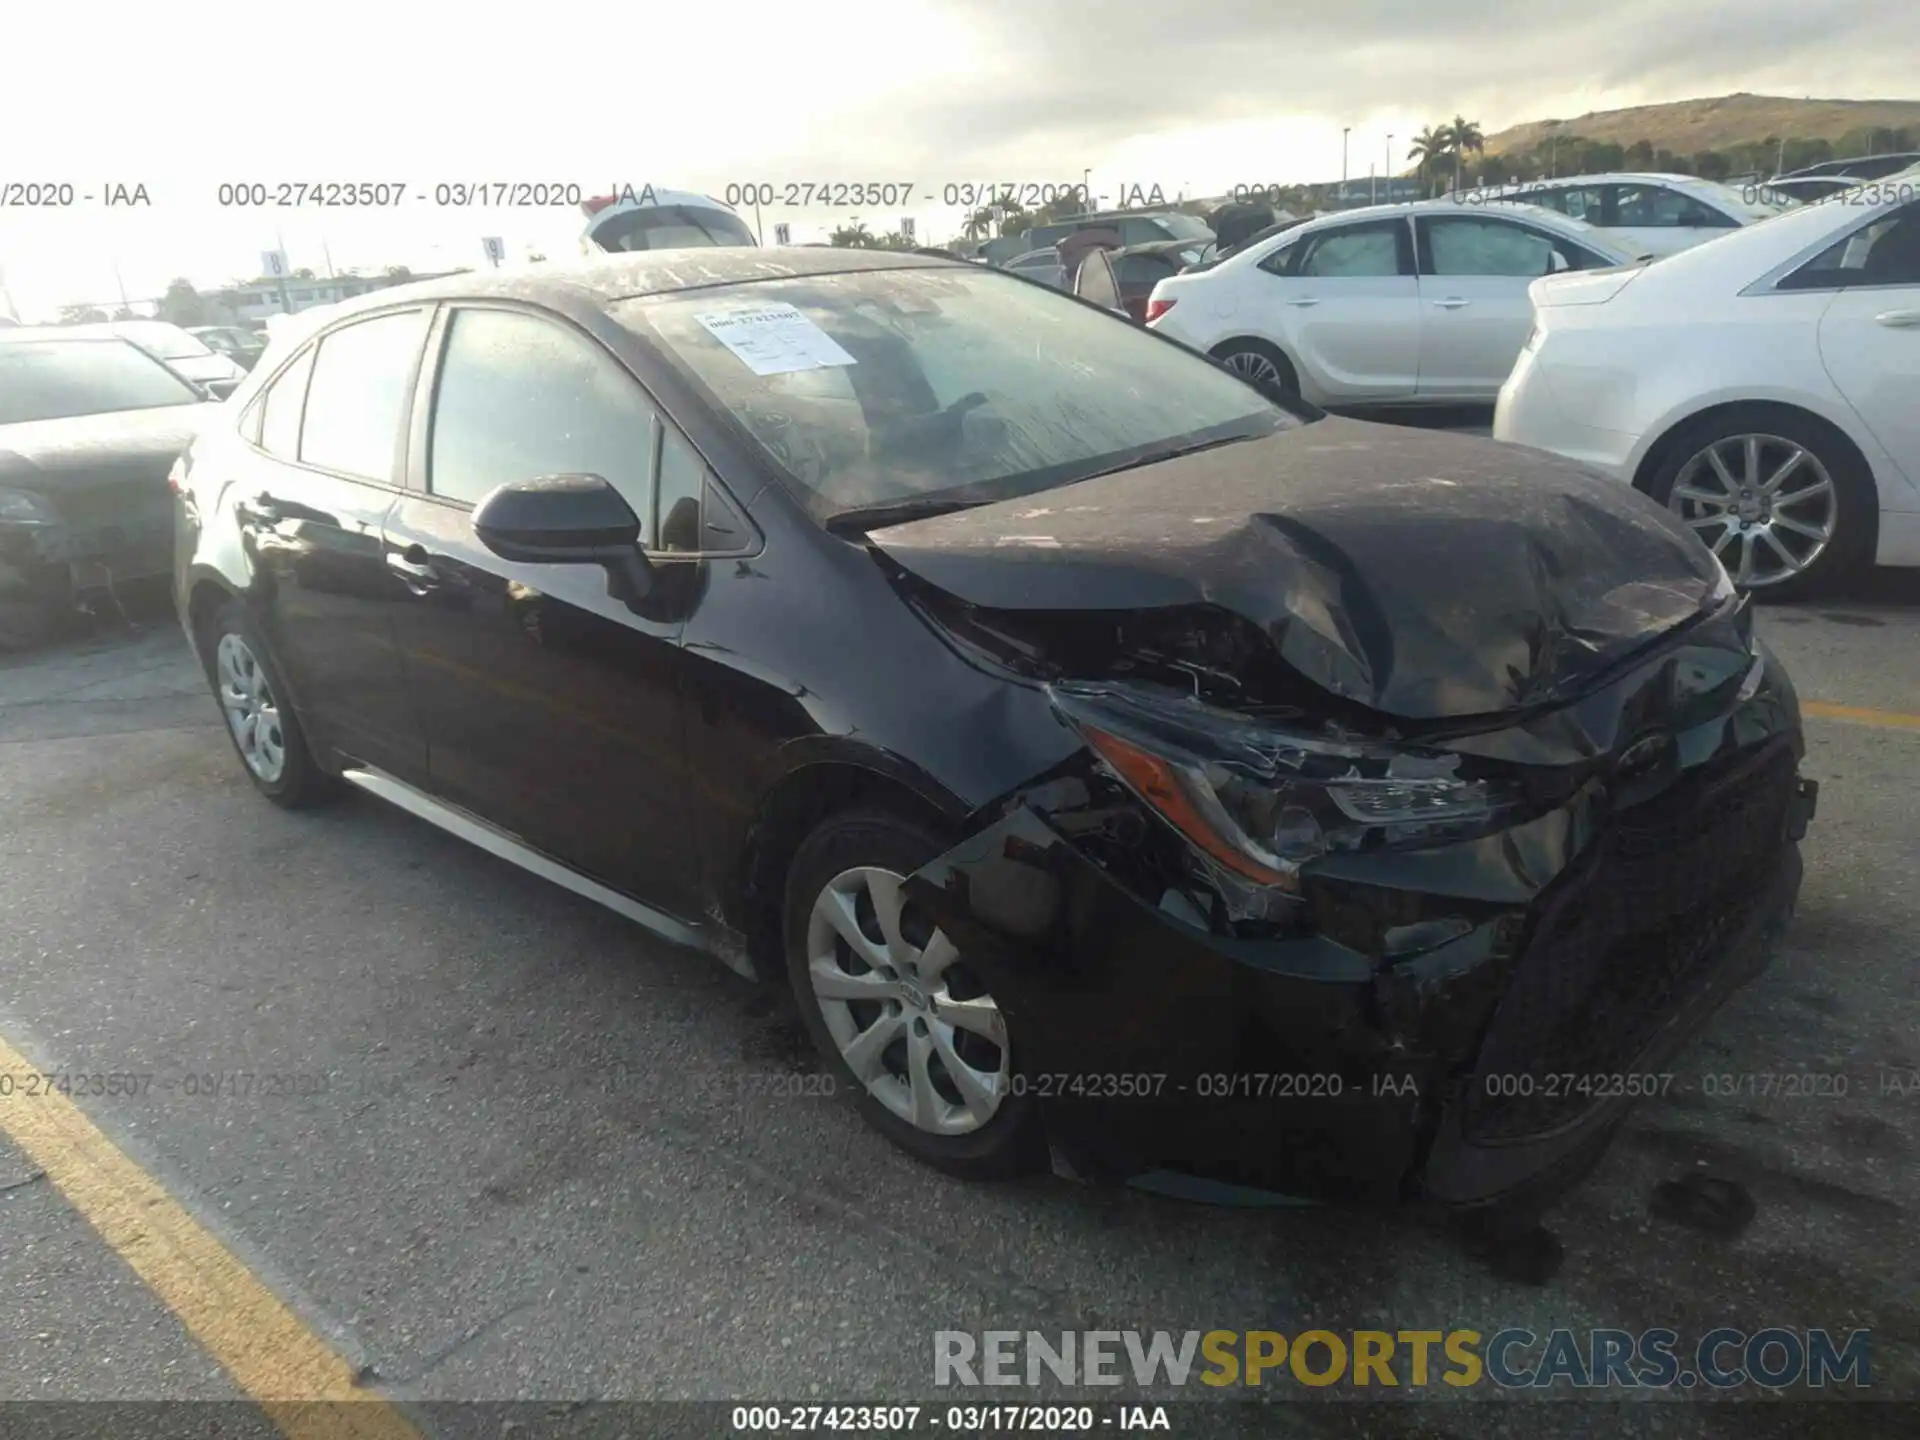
[866,417,1733,721]
[0,404,215,489]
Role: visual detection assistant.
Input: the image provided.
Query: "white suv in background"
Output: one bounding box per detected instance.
[579,187,759,254]
[1144,199,1635,407]
[1495,189,1920,597]
[1465,173,1784,257]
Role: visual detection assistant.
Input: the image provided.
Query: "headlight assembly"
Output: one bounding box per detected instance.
[1050,681,1525,890]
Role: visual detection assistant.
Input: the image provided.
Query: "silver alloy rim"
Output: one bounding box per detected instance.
[215,633,287,783]
[1222,349,1286,388]
[806,865,1009,1136]
[1668,433,1838,588]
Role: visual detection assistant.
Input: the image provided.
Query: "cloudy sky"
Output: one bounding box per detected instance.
[1,0,1914,317]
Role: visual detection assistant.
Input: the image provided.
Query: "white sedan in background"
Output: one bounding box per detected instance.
[1144,200,1638,408]
[1495,186,1920,597]
[1461,173,1784,257]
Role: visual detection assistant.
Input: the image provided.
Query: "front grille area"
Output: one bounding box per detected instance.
[1464,740,1799,1142]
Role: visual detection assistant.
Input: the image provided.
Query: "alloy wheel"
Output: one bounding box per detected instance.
[215,633,287,783]
[1222,349,1286,388]
[805,865,1009,1136]
[1667,433,1838,588]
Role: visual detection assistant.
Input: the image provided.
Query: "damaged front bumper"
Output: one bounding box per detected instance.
[904,655,1818,1213]
[0,513,173,612]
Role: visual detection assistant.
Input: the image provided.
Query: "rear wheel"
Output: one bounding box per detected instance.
[1642,410,1874,599]
[201,601,340,808]
[1212,338,1299,399]
[784,807,1042,1179]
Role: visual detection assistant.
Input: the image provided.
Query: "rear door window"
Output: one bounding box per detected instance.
[1781,206,1920,289]
[297,310,430,483]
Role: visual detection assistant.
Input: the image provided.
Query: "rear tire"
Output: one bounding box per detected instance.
[1212,337,1300,400]
[1640,408,1875,601]
[199,599,341,809]
[784,805,1043,1180]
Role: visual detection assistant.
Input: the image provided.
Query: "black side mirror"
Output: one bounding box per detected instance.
[474,473,654,602]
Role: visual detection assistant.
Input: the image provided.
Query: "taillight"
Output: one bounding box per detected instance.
[1145,298,1177,324]
[581,194,617,217]
[167,458,188,495]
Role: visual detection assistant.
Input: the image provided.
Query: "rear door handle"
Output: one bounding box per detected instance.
[385,546,440,587]
[1432,297,1471,309]
[1875,309,1920,328]
[1284,297,1319,308]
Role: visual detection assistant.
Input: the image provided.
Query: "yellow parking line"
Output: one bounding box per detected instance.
[1802,701,1920,732]
[0,1036,422,1440]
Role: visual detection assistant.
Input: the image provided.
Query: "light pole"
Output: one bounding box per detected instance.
[1083,167,1091,211]
[1385,135,1393,202]
[1341,127,1350,193]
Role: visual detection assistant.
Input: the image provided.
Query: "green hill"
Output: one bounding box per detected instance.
[1484,93,1920,160]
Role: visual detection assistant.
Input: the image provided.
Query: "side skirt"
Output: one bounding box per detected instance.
[338,765,755,981]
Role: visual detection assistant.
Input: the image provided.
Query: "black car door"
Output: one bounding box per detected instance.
[381,301,706,918]
[231,309,432,781]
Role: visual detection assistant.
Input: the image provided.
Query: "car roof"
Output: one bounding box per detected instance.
[245,247,970,328]
[0,326,140,346]
[1295,197,1601,228]
[1191,198,1634,267]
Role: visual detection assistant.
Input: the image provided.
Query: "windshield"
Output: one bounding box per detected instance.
[1154,212,1215,241]
[590,205,758,252]
[618,266,1297,515]
[118,323,216,360]
[0,339,201,423]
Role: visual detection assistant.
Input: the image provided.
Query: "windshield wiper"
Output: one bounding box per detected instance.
[824,496,990,535]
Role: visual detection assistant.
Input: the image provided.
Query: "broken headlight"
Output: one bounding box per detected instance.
[1050,680,1525,890]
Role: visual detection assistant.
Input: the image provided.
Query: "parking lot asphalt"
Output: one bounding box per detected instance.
[2,565,1917,1439]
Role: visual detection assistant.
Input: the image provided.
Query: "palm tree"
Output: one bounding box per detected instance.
[1447,115,1485,190]
[1407,126,1448,197]
[993,202,1030,239]
[829,221,874,248]
[961,207,995,241]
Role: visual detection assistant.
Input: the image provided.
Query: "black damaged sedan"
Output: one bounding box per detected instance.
[172,248,1817,1212]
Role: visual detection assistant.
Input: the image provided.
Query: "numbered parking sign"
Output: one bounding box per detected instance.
[900,217,916,241]
[773,222,791,245]
[260,250,288,279]
[482,236,506,266]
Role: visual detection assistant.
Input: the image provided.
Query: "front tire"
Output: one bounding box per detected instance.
[1641,410,1875,600]
[784,806,1042,1180]
[199,600,340,808]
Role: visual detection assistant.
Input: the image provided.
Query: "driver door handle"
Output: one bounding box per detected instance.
[1432,297,1472,309]
[385,546,440,587]
[1285,297,1319,307]
[1875,309,1920,328]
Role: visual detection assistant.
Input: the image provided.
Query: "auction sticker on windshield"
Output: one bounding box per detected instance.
[696,302,858,376]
